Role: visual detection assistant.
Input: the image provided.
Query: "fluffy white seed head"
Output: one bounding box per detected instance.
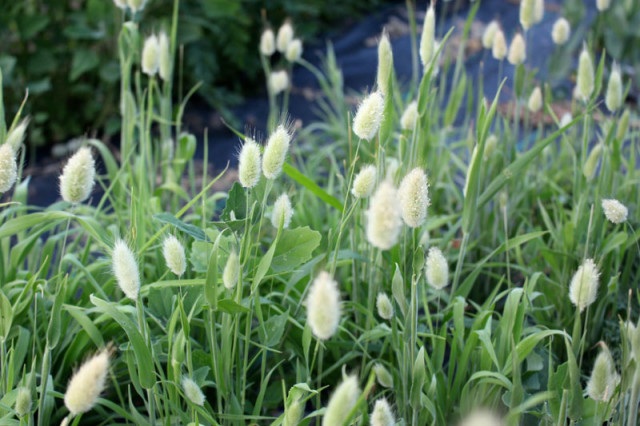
[352,164,377,198]
[602,199,628,224]
[353,91,385,141]
[482,21,500,49]
[569,258,600,312]
[376,293,394,320]
[260,28,276,56]
[163,235,186,276]
[285,38,303,62]
[507,34,526,65]
[458,410,505,426]
[492,30,507,60]
[127,0,146,13]
[587,345,617,401]
[306,271,341,340]
[520,0,536,30]
[374,363,393,388]
[528,87,543,112]
[223,249,239,290]
[370,399,394,426]
[398,168,430,228]
[142,34,160,76]
[366,181,403,250]
[112,239,141,300]
[271,193,293,230]
[385,157,400,182]
[182,377,205,406]
[552,18,571,45]
[262,125,290,179]
[269,70,289,95]
[322,375,360,426]
[158,32,171,82]
[113,0,127,9]
[426,247,448,289]
[6,119,28,151]
[377,32,394,97]
[606,63,623,112]
[560,113,573,128]
[0,144,17,193]
[14,387,31,417]
[419,4,436,69]
[276,22,294,53]
[534,0,544,23]
[577,47,595,102]
[238,138,261,188]
[583,143,603,181]
[597,0,611,11]
[60,146,95,204]
[401,101,419,131]
[64,350,110,415]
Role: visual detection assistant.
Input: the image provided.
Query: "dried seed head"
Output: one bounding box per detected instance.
[507,34,526,65]
[15,387,31,417]
[260,28,276,56]
[376,293,394,320]
[262,125,290,179]
[587,344,617,401]
[569,258,600,312]
[398,167,430,228]
[64,350,110,415]
[370,399,394,426]
[163,235,186,276]
[112,239,140,300]
[142,34,160,76]
[238,138,261,188]
[353,91,385,141]
[60,146,95,204]
[534,0,544,23]
[6,119,28,151]
[285,38,303,62]
[583,143,603,181]
[597,0,611,11]
[426,247,448,290]
[271,193,293,230]
[577,46,595,102]
[322,375,360,426]
[419,4,436,69]
[374,363,393,388]
[601,199,628,224]
[0,143,17,193]
[223,249,239,290]
[284,399,304,426]
[276,22,294,53]
[401,101,419,131]
[306,271,341,340]
[158,32,171,82]
[458,410,505,426]
[352,164,377,198]
[492,30,507,60]
[528,87,543,112]
[606,63,623,112]
[552,18,570,45]
[269,70,289,95]
[182,377,205,406]
[520,0,536,30]
[377,31,394,97]
[366,180,403,250]
[482,21,500,49]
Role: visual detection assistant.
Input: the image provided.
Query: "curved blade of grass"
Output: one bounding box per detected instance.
[282,162,343,212]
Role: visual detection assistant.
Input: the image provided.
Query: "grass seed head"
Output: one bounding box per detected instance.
[370,398,394,426]
[276,22,294,53]
[306,271,341,340]
[142,34,160,76]
[520,0,536,30]
[59,146,95,204]
[484,134,498,160]
[577,46,595,102]
[374,363,393,388]
[238,138,261,188]
[482,21,499,49]
[112,239,141,300]
[353,91,385,141]
[283,399,304,426]
[6,119,28,151]
[377,31,394,97]
[400,101,418,131]
[366,180,402,250]
[163,235,186,277]
[458,410,505,426]
[528,87,542,112]
[617,109,630,141]
[491,30,507,60]
[262,125,290,178]
[606,63,623,112]
[507,33,526,65]
[534,0,544,23]
[268,70,289,95]
[223,249,239,290]
[285,38,303,62]
[419,4,436,69]
[587,344,618,401]
[352,164,377,198]
[597,0,611,11]
[14,387,31,417]
[260,28,276,56]
[182,377,205,406]
[582,143,603,181]
[376,292,394,320]
[113,0,127,9]
[0,143,17,193]
[426,247,449,290]
[271,193,293,230]
[601,199,628,224]
[64,350,110,415]
[552,18,570,45]
[127,0,146,13]
[398,167,429,228]
[322,375,360,426]
[569,258,600,312]
[158,32,171,81]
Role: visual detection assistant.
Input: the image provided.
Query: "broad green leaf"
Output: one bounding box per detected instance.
[217,299,250,315]
[271,227,321,273]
